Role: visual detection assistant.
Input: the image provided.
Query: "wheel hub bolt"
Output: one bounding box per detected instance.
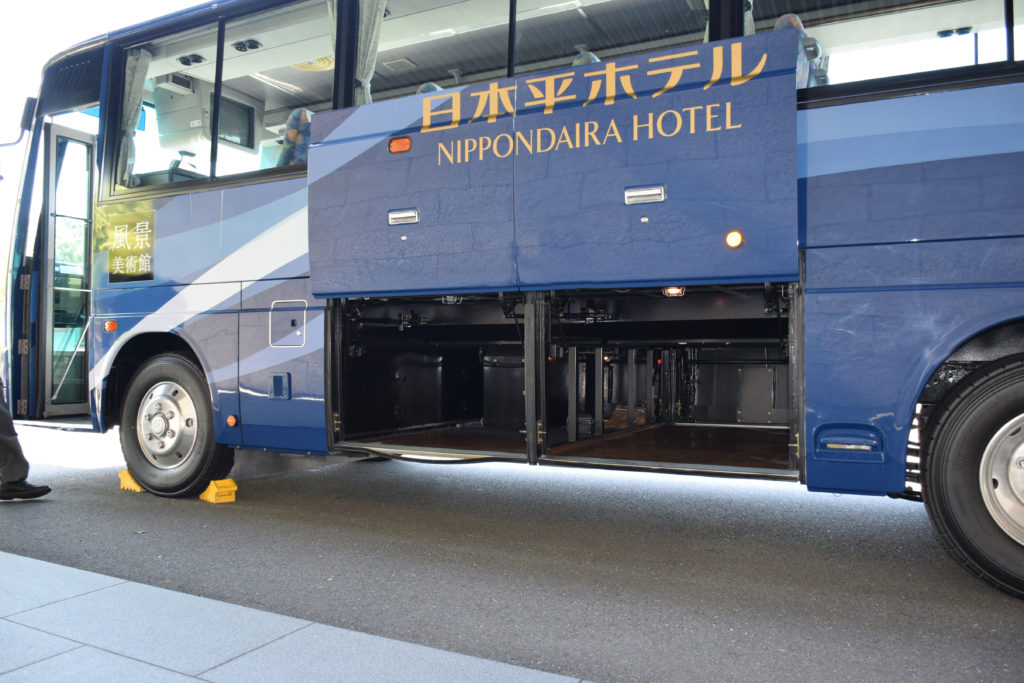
[1016,458,1024,470]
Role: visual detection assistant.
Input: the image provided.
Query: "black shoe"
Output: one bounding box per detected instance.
[0,479,51,500]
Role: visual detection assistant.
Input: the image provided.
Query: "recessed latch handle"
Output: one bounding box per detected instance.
[624,185,666,205]
[388,209,419,225]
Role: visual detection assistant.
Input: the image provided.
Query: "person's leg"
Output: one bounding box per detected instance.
[0,394,29,483]
[0,389,48,499]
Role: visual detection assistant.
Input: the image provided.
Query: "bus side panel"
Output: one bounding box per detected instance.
[91,283,241,446]
[238,277,328,454]
[91,178,312,448]
[805,286,1024,494]
[801,84,1024,494]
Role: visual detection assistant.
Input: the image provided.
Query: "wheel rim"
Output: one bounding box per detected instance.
[979,413,1024,547]
[135,381,199,470]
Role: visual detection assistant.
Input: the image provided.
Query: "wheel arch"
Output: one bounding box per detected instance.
[917,318,1024,422]
[100,332,201,431]
[895,317,1024,489]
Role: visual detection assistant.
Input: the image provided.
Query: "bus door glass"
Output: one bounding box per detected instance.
[43,124,93,415]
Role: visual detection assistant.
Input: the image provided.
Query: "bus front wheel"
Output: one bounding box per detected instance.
[923,354,1024,599]
[119,353,234,497]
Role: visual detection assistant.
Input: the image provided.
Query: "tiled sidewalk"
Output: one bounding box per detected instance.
[0,552,578,682]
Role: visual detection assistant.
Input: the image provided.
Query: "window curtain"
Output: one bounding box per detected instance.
[327,0,337,46]
[354,0,388,105]
[116,48,151,188]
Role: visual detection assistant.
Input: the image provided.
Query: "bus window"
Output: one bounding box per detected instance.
[1017,0,1023,60]
[50,111,99,137]
[116,24,218,189]
[514,0,705,75]
[217,0,335,176]
[369,0,509,102]
[762,0,1008,87]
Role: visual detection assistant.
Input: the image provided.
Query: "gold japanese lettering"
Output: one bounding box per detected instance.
[704,46,724,90]
[524,73,575,114]
[582,61,639,106]
[730,41,767,86]
[647,51,700,98]
[469,82,516,123]
[422,93,461,132]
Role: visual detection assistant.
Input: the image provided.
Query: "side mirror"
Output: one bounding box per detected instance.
[0,97,38,149]
[20,97,37,132]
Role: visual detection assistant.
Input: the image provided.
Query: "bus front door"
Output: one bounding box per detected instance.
[38,124,93,417]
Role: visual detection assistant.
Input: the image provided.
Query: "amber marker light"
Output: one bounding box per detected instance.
[725,230,744,248]
[226,415,238,427]
[103,320,118,333]
[388,136,412,153]
[662,286,686,297]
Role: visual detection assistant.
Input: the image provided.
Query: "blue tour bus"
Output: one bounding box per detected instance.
[5,0,1024,597]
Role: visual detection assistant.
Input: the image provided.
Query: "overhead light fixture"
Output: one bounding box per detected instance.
[250,72,303,95]
[540,0,581,10]
[522,0,606,20]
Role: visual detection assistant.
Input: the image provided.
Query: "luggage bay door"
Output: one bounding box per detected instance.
[513,31,799,290]
[308,81,517,298]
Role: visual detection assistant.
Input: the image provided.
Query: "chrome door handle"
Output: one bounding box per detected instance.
[624,186,666,205]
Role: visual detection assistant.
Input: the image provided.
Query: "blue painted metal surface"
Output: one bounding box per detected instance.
[237,277,328,454]
[309,86,517,296]
[309,31,798,296]
[90,178,328,453]
[514,30,797,289]
[799,80,1024,494]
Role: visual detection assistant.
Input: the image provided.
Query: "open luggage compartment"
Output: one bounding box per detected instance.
[334,285,798,479]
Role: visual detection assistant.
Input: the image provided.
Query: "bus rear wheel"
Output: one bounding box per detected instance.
[119,353,233,497]
[923,354,1024,599]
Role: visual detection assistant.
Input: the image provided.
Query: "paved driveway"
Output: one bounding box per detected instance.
[2,422,1021,682]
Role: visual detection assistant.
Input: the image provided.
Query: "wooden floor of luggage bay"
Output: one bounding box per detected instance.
[358,423,791,471]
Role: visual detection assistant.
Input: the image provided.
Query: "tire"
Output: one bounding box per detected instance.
[119,353,234,497]
[922,354,1024,598]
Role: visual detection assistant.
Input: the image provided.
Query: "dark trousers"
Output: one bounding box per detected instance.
[0,387,28,483]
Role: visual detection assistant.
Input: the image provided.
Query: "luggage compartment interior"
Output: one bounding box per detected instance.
[334,285,797,475]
